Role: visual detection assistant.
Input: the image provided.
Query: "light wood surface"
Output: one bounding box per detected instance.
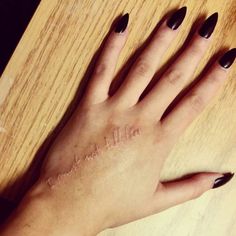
[0,0,236,235]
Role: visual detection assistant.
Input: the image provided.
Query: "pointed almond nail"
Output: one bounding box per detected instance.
[219,48,236,69]
[198,12,218,38]
[167,6,187,30]
[212,172,234,189]
[115,13,129,33]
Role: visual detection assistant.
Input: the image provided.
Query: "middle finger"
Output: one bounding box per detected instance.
[138,13,218,120]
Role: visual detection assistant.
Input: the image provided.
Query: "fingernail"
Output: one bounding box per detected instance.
[212,172,234,189]
[198,12,218,38]
[114,13,129,33]
[219,48,236,69]
[167,6,187,30]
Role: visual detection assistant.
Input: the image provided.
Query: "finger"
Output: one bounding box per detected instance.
[139,13,218,120]
[150,172,234,212]
[111,7,187,108]
[161,48,236,139]
[85,14,129,104]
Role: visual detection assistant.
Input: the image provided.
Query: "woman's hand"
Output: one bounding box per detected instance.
[2,7,235,236]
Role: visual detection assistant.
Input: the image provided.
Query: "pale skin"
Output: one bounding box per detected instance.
[1,11,234,236]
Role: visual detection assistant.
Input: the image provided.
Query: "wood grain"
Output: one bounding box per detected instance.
[0,0,236,235]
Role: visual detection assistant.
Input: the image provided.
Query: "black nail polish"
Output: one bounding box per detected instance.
[198,12,218,38]
[219,48,236,69]
[212,172,234,189]
[115,13,129,33]
[167,6,187,30]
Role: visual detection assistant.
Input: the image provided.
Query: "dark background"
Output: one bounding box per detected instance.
[0,0,40,75]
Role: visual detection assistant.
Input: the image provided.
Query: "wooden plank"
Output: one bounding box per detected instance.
[0,0,235,235]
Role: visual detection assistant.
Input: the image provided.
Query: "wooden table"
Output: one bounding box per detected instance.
[0,0,235,235]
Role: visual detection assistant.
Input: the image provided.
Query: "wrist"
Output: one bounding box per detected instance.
[1,180,107,236]
[1,186,56,236]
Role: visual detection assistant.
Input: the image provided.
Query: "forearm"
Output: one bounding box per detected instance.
[0,182,104,236]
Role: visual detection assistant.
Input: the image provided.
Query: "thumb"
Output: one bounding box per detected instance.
[151,172,234,212]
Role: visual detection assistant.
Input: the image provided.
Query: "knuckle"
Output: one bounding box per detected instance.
[190,176,205,199]
[190,39,206,56]
[207,75,220,86]
[152,29,168,45]
[188,93,204,114]
[107,40,119,51]
[165,68,183,86]
[154,130,165,144]
[93,62,108,77]
[207,70,226,84]
[191,44,202,57]
[134,58,152,77]
[191,185,204,199]
[153,123,170,145]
